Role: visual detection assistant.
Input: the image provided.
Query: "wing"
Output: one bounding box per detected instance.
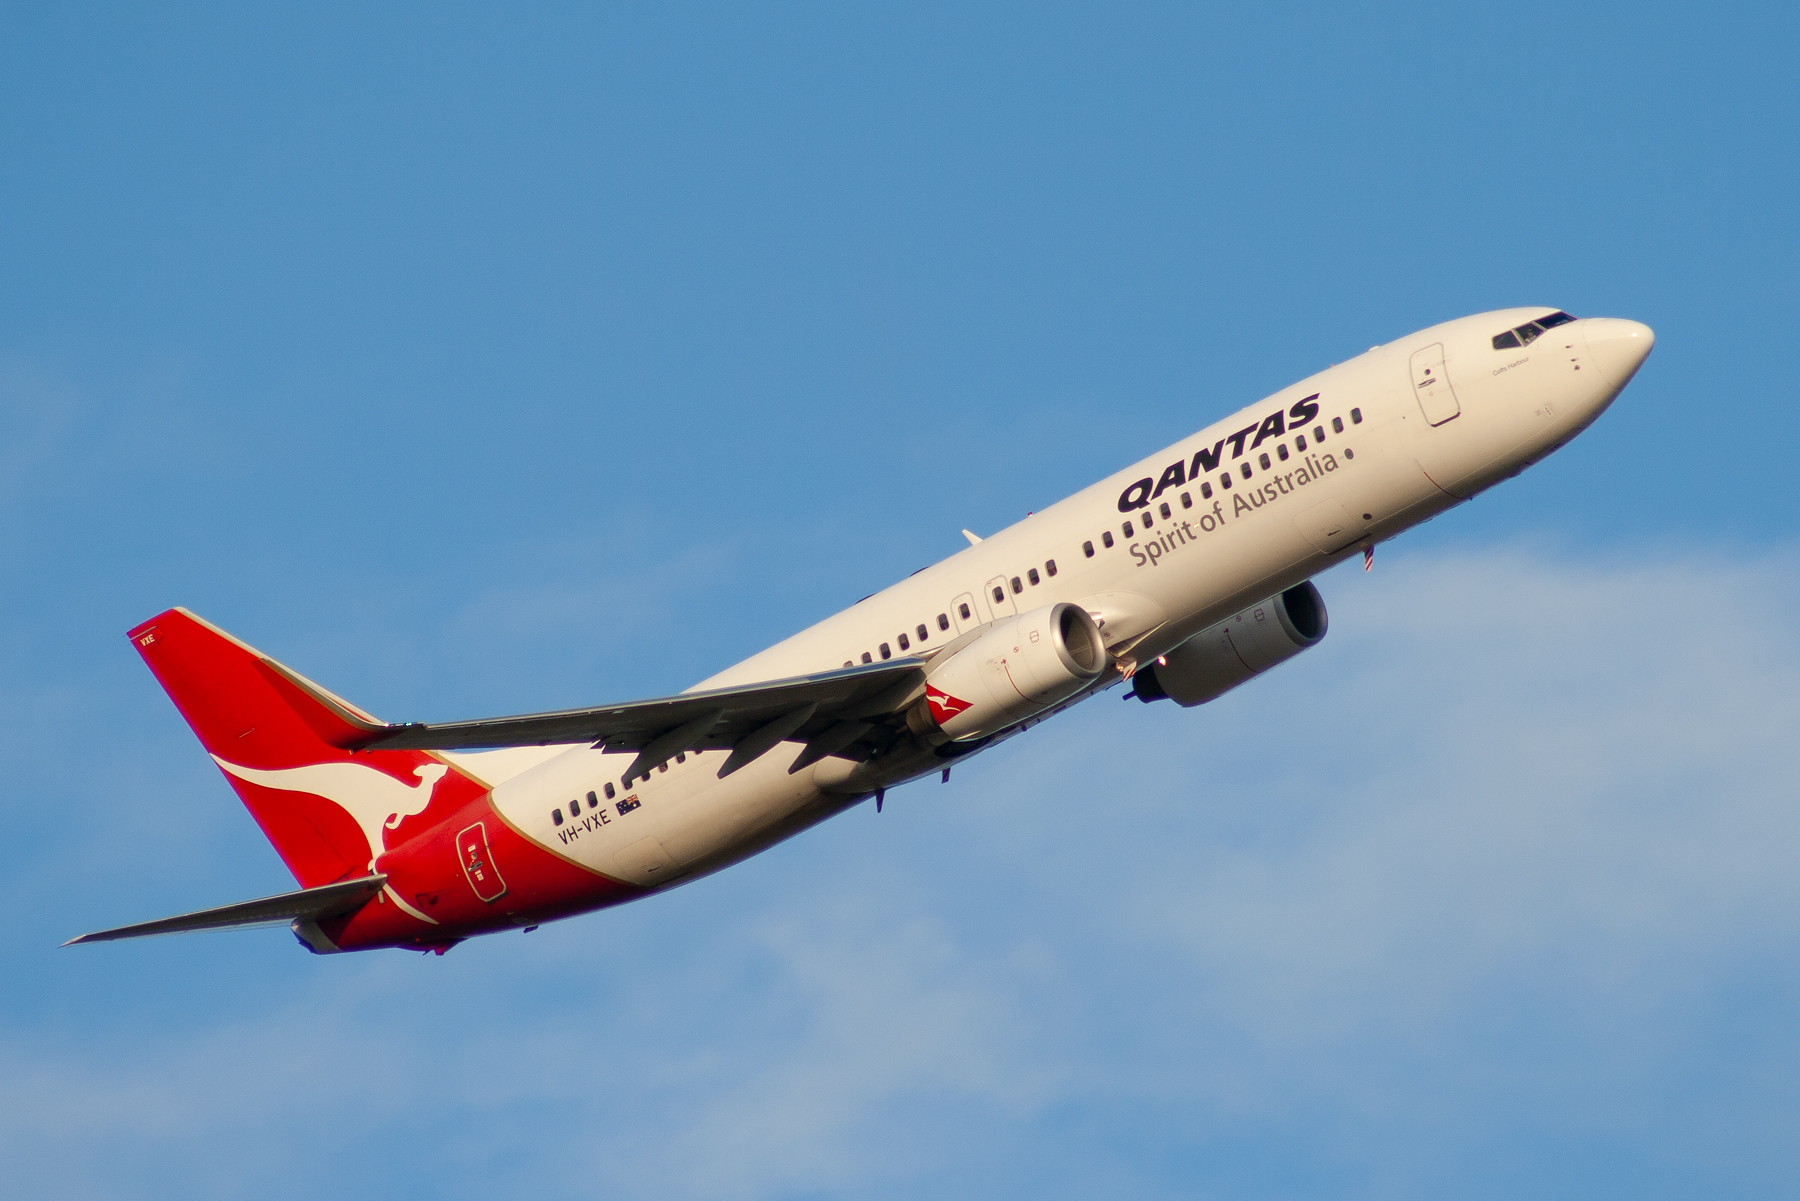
[63,874,387,945]
[336,657,934,779]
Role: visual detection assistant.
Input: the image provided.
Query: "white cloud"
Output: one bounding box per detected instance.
[10,544,1800,1199]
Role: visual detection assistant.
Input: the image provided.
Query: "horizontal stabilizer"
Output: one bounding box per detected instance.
[63,874,387,946]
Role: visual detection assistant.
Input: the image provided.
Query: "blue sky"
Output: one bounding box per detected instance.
[3,3,1797,1198]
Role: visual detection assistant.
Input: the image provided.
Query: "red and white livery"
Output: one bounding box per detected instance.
[69,309,1653,954]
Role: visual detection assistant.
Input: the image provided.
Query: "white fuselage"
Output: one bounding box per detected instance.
[466,309,1652,895]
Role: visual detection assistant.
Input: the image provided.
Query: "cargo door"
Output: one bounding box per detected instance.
[613,835,679,886]
[1294,498,1371,554]
[1409,343,1461,426]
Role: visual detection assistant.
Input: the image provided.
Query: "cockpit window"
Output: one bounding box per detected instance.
[1492,311,1576,350]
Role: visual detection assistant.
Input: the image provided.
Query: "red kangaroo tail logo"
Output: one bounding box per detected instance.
[128,608,489,889]
[210,757,450,868]
[925,685,973,725]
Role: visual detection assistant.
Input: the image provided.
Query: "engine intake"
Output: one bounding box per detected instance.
[908,602,1108,743]
[1131,581,1328,707]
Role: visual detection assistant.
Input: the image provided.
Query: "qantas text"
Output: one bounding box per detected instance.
[1116,393,1321,513]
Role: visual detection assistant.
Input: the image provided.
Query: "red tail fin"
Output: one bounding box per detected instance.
[129,609,487,889]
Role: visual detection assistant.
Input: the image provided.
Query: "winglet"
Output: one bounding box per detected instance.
[961,529,982,546]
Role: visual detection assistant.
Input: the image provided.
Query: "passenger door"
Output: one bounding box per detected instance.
[457,822,507,903]
[1409,343,1461,426]
[949,591,979,633]
[983,576,1015,622]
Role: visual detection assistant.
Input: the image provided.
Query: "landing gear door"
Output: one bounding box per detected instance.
[1409,343,1461,426]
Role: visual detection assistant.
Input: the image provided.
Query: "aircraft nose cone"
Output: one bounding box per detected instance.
[1582,318,1655,389]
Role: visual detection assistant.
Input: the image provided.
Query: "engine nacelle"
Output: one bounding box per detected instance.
[908,602,1108,743]
[1131,581,1328,707]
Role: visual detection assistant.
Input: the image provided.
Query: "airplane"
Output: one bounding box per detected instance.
[66,307,1654,955]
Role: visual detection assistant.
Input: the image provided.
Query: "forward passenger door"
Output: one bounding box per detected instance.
[1409,343,1461,426]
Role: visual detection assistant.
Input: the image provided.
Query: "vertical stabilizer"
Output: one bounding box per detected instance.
[128,609,487,889]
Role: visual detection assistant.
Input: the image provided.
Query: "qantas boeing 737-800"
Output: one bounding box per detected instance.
[68,307,1654,955]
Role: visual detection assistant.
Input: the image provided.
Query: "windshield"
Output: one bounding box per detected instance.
[1492,310,1576,350]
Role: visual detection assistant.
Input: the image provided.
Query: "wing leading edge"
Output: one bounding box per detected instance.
[214,613,940,783]
[349,658,932,780]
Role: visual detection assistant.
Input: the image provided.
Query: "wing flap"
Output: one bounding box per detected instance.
[357,658,929,752]
[63,874,387,945]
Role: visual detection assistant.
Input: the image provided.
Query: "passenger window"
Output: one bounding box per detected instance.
[992,585,1004,603]
[1296,434,1307,451]
[898,632,910,650]
[1314,425,1325,441]
[937,613,949,630]
[1331,416,1344,433]
[880,643,892,659]
[958,602,972,619]
[1258,453,1271,470]
[1083,540,1095,558]
[1045,559,1057,577]
[552,808,563,826]
[1200,482,1213,499]
[604,782,616,800]
[1158,502,1171,519]
[588,791,600,809]
[1010,577,1023,594]
[1492,330,1521,350]
[862,651,872,664]
[1240,463,1252,479]
[1350,408,1362,424]
[844,661,853,668]
[1027,568,1040,585]
[1102,531,1114,548]
[1122,521,1134,538]
[1219,472,1231,489]
[1277,444,1289,461]
[1142,509,1153,527]
[917,623,929,641]
[1180,492,1192,508]
[658,763,667,773]
[570,798,580,815]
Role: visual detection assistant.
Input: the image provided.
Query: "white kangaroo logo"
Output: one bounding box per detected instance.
[212,756,449,865]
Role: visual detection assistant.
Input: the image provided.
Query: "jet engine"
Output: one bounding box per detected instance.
[907,602,1109,743]
[1130,581,1328,707]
